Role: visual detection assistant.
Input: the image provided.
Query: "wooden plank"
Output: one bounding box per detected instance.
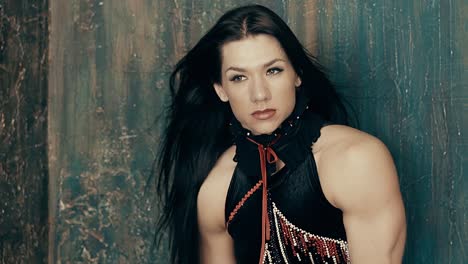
[48,0,166,263]
[0,0,49,263]
[314,1,466,263]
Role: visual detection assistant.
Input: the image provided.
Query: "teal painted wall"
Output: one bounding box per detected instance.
[43,0,466,263]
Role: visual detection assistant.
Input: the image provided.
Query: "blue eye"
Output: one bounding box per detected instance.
[230,75,246,82]
[267,67,283,75]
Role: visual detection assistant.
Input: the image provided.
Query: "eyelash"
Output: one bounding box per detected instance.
[230,75,246,82]
[267,67,283,75]
[229,67,284,82]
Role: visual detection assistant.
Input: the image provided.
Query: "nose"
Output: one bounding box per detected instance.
[249,75,271,103]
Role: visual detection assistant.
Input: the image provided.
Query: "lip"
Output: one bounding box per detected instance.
[251,109,276,120]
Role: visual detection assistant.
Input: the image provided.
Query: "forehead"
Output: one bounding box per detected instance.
[220,34,288,68]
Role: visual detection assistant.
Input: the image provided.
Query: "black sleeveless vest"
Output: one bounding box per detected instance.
[225,95,350,264]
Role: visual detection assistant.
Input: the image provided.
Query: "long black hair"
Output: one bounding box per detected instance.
[153,4,348,264]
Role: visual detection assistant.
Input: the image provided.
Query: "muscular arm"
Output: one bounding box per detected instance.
[318,126,406,263]
[197,147,236,264]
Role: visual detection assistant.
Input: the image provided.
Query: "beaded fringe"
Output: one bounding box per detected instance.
[262,202,351,264]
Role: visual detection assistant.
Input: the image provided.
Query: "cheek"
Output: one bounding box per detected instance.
[227,99,248,120]
[276,81,296,103]
[283,94,296,114]
[223,94,254,126]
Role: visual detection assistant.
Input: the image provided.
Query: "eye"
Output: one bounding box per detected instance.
[229,75,247,82]
[267,67,283,75]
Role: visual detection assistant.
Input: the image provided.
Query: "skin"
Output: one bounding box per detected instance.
[213,34,301,136]
[197,34,406,263]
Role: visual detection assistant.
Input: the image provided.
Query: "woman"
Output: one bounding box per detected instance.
[154,4,406,264]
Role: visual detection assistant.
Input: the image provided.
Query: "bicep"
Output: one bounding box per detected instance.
[197,162,236,264]
[332,138,406,263]
[198,190,236,264]
[343,193,406,263]
[198,227,235,264]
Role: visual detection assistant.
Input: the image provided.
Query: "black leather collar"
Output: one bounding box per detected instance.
[230,92,324,180]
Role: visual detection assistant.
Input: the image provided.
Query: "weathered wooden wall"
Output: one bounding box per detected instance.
[0,0,456,263]
[312,1,467,263]
[0,0,49,263]
[47,0,163,262]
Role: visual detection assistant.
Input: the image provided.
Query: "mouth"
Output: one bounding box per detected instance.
[251,109,276,120]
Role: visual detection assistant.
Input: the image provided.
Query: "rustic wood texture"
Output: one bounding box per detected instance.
[48,1,466,264]
[0,0,49,263]
[48,0,163,263]
[312,2,467,263]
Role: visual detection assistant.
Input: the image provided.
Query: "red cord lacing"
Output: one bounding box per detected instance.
[246,135,281,264]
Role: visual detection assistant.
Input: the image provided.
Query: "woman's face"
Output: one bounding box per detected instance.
[214,34,301,135]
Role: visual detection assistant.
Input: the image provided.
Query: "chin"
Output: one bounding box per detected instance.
[250,124,280,136]
[241,115,286,135]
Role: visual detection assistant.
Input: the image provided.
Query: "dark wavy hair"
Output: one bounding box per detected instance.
[153,4,348,264]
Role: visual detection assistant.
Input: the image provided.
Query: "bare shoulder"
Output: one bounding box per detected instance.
[313,124,380,156]
[314,124,401,210]
[315,125,406,262]
[197,146,237,263]
[197,145,237,232]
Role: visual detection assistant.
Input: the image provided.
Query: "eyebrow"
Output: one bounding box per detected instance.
[225,58,286,73]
